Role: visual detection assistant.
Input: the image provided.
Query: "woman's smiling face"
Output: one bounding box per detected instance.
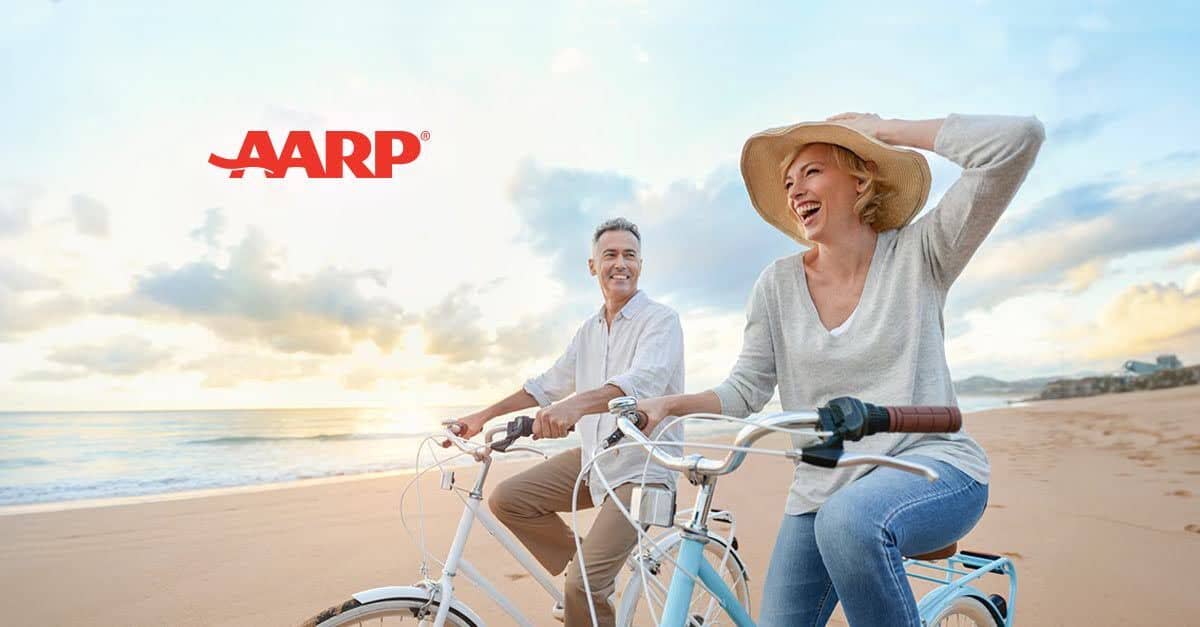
[783,143,869,243]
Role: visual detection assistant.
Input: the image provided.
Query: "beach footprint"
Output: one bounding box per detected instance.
[1166,489,1193,497]
[1186,524,1200,535]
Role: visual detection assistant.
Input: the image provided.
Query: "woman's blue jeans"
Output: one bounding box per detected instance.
[759,456,988,627]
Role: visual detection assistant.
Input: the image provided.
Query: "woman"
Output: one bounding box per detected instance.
[636,112,1044,625]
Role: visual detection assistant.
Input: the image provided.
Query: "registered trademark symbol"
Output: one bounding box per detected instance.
[420,131,431,141]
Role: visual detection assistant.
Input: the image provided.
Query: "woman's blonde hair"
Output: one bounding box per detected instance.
[779,143,893,228]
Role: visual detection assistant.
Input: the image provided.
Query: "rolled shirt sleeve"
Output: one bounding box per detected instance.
[604,310,684,400]
[523,329,580,407]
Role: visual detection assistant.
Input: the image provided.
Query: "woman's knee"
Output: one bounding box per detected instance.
[813,493,886,555]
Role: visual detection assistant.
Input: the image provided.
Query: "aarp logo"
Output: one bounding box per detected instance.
[208,130,428,178]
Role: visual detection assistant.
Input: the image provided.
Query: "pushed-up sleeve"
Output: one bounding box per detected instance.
[712,269,779,417]
[916,114,1045,289]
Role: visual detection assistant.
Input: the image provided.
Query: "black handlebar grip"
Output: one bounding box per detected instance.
[512,415,535,437]
[883,406,962,433]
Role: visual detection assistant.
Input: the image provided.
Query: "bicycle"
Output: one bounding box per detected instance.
[604,395,1017,626]
[302,415,750,627]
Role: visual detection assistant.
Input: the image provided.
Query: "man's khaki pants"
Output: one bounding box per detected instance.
[489,447,638,627]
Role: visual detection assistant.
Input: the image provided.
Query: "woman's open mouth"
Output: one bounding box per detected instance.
[797,202,821,226]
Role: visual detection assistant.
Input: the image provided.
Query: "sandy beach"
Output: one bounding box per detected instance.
[2,386,1197,626]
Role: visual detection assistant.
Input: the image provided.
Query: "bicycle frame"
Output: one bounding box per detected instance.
[648,475,756,627]
[661,534,755,626]
[427,457,565,627]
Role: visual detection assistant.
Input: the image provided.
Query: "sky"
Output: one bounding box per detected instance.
[1,1,1198,411]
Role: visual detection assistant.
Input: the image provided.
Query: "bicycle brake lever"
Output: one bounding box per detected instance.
[491,416,535,452]
[602,410,647,449]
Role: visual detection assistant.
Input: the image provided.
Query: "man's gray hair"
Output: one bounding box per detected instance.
[592,217,641,246]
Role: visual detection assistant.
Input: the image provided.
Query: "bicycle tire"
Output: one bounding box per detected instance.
[618,533,751,626]
[304,596,479,627]
[928,594,1000,626]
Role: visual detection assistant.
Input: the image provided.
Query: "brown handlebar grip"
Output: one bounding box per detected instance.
[884,406,962,433]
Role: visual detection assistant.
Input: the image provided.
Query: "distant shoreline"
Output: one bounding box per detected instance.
[0,396,1017,516]
[1024,365,1200,402]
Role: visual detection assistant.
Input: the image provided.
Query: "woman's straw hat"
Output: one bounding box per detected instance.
[740,121,932,246]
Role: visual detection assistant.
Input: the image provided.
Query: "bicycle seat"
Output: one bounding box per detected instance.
[906,542,957,561]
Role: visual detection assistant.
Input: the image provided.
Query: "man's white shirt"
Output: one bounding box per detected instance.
[523,290,685,505]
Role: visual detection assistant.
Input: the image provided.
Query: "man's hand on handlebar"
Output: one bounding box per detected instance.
[441,412,489,448]
[532,401,582,440]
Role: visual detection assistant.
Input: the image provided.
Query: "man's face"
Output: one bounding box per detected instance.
[588,229,642,303]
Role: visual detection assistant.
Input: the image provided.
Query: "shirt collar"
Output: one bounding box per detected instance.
[595,290,649,324]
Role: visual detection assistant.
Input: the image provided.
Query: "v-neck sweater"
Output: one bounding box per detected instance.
[713,113,1045,514]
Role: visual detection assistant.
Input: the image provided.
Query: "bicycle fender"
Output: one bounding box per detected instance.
[917,587,1004,626]
[351,586,485,625]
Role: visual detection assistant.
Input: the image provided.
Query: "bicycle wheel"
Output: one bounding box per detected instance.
[618,533,751,626]
[928,595,999,626]
[304,596,479,627]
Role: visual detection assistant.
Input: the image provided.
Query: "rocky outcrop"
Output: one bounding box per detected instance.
[1035,365,1200,400]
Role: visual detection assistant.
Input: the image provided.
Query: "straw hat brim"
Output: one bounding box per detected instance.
[740,122,932,247]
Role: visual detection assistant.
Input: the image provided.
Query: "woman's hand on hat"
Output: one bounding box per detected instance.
[826,112,885,140]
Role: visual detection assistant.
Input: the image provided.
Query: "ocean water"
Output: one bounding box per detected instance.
[0,395,1020,508]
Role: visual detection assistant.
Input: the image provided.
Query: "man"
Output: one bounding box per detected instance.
[447,217,684,626]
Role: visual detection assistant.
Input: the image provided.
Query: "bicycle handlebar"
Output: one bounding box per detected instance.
[609,395,961,481]
[613,411,819,477]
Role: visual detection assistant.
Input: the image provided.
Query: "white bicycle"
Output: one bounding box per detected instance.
[302,416,750,626]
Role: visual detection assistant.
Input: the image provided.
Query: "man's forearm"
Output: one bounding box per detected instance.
[560,384,627,415]
[479,388,539,421]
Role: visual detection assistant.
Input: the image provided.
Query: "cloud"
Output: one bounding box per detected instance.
[551,48,588,74]
[70,194,110,237]
[1169,246,1200,268]
[0,182,38,237]
[46,335,172,376]
[494,312,578,362]
[1150,150,1200,166]
[0,289,85,341]
[1050,112,1117,145]
[507,160,796,311]
[189,207,226,248]
[114,226,410,355]
[421,285,490,363]
[14,369,89,382]
[0,259,59,292]
[343,367,386,391]
[183,353,324,387]
[951,179,1200,311]
[417,284,579,366]
[1061,260,1106,293]
[1064,281,1200,361]
[420,359,527,392]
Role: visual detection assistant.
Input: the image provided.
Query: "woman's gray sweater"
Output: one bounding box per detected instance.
[713,113,1045,514]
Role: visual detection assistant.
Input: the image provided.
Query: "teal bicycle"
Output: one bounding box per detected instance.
[606,396,1017,626]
